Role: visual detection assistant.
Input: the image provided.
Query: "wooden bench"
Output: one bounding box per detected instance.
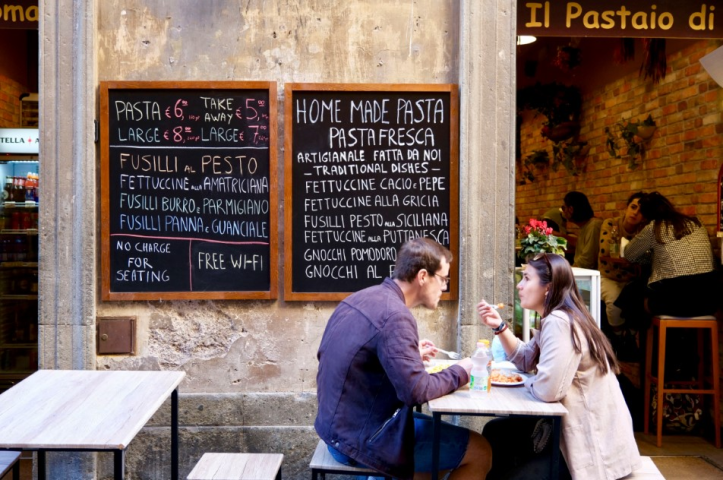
[187,453,283,480]
[0,451,20,480]
[309,440,392,480]
[623,457,664,479]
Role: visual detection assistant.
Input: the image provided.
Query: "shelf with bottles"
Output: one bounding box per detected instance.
[2,174,38,205]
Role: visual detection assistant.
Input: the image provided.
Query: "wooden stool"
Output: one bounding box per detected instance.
[0,451,21,480]
[187,453,283,480]
[310,440,392,480]
[643,315,721,448]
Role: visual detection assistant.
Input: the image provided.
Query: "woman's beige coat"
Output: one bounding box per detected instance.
[508,310,641,480]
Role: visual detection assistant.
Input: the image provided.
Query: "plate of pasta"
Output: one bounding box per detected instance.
[490,369,527,386]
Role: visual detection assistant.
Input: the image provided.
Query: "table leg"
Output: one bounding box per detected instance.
[550,416,561,479]
[172,387,179,480]
[37,450,45,480]
[114,449,125,479]
[431,412,441,480]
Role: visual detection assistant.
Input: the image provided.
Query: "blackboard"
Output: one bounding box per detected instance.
[100,81,277,300]
[284,83,459,301]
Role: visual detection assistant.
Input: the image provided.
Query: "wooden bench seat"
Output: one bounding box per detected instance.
[187,453,283,480]
[309,440,392,480]
[623,457,664,479]
[0,451,20,480]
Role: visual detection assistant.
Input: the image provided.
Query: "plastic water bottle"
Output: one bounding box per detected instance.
[470,339,491,397]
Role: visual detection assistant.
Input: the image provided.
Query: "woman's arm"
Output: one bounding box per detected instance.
[624,222,654,262]
[477,299,540,372]
[526,311,581,403]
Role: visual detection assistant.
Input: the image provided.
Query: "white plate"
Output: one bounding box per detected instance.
[490,369,527,386]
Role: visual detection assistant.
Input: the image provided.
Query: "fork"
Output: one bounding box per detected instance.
[436,348,461,360]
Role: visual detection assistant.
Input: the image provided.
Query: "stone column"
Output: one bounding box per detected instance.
[39,0,97,477]
[457,0,516,352]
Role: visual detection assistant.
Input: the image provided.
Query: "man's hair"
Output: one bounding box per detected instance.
[393,237,453,282]
[563,191,594,222]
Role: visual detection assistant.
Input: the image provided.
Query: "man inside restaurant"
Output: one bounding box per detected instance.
[315,237,492,480]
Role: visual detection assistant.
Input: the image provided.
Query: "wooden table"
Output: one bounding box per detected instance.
[428,383,567,480]
[0,369,185,479]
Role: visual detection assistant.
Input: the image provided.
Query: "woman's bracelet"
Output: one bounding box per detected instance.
[493,322,508,335]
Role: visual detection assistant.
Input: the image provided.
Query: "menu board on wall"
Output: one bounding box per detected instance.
[100,81,277,300]
[284,83,459,301]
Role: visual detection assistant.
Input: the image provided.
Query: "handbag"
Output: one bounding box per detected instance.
[650,384,702,433]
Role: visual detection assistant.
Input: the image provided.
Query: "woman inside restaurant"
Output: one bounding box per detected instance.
[624,191,717,317]
[561,191,602,270]
[478,253,640,480]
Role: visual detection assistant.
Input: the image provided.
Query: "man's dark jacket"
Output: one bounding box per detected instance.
[314,278,469,479]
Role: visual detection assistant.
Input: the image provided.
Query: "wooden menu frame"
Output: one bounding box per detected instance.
[100,81,278,301]
[283,83,459,301]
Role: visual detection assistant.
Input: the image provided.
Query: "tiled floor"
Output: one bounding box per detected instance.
[635,432,723,470]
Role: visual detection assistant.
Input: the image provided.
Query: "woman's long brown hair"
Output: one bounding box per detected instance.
[528,253,619,375]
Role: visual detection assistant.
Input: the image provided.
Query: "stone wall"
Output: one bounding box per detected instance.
[516,39,723,247]
[95,2,463,478]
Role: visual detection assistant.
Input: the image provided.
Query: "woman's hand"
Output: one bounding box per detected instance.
[419,339,437,362]
[477,299,503,329]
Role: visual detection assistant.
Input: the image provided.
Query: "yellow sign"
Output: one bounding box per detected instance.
[518,1,723,38]
[0,1,38,29]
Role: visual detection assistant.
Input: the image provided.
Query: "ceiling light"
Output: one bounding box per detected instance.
[517,35,537,46]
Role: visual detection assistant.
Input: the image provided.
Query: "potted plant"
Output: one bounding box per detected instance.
[552,140,589,176]
[521,149,550,183]
[518,218,568,263]
[606,114,656,169]
[518,83,583,142]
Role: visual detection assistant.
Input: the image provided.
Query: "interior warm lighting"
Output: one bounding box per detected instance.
[517,35,537,46]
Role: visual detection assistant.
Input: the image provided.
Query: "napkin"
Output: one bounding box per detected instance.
[620,237,630,258]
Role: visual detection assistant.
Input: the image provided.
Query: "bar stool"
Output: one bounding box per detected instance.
[643,315,720,448]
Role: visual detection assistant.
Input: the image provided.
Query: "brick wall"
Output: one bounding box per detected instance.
[0,74,23,127]
[517,39,723,251]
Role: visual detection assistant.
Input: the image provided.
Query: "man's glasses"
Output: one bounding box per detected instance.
[434,273,451,286]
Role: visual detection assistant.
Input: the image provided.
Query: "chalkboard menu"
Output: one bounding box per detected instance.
[284,84,459,301]
[100,81,277,300]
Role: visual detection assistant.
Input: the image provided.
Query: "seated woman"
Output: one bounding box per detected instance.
[478,253,640,480]
[562,191,602,270]
[624,191,717,317]
[597,192,647,347]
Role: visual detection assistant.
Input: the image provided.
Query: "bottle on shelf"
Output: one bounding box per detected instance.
[470,339,491,397]
[2,176,11,202]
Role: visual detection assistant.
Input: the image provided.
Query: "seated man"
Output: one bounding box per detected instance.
[315,237,491,480]
[562,191,602,270]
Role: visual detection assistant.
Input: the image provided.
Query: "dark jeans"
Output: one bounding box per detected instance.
[482,417,571,480]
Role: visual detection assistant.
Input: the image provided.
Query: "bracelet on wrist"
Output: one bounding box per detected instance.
[493,322,508,335]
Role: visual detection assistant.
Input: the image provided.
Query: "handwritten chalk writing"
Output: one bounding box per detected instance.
[204,112,235,125]
[403,194,439,207]
[229,253,264,270]
[382,228,450,244]
[211,219,269,238]
[304,196,372,211]
[396,212,448,227]
[120,214,161,231]
[202,198,269,216]
[379,177,415,190]
[200,127,240,143]
[350,99,390,124]
[201,176,269,193]
[161,196,198,214]
[350,247,397,261]
[329,127,435,149]
[116,241,131,251]
[311,163,388,176]
[120,193,158,211]
[375,195,400,207]
[304,215,346,229]
[119,175,190,191]
[304,230,367,243]
[305,264,358,279]
[117,127,161,143]
[119,154,179,172]
[391,162,428,174]
[295,98,342,124]
[373,149,404,161]
[134,242,171,253]
[303,248,348,262]
[424,149,441,161]
[418,176,446,190]
[116,269,170,282]
[305,178,376,193]
[114,100,162,121]
[200,97,234,110]
[165,215,205,232]
[396,98,445,124]
[349,214,384,228]
[200,155,257,175]
[197,252,226,270]
[296,150,365,163]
